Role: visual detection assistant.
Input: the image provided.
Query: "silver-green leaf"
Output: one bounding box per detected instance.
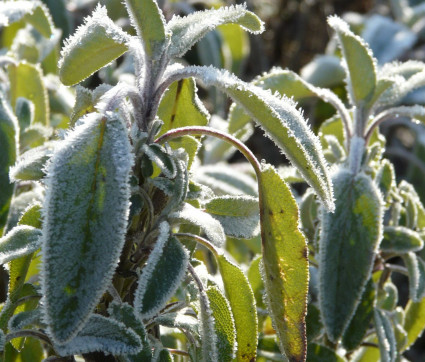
[42,112,133,344]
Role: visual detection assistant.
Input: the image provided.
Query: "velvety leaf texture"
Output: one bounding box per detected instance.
[170,203,225,247]
[168,65,334,211]
[9,142,55,182]
[8,308,42,332]
[0,0,53,37]
[55,315,142,356]
[42,112,133,344]
[167,4,264,58]
[8,62,49,125]
[217,254,257,362]
[381,226,423,253]
[0,225,41,265]
[125,0,166,58]
[258,164,309,361]
[206,286,236,362]
[374,308,397,362]
[134,222,188,320]
[58,5,129,85]
[403,298,425,351]
[0,95,18,233]
[328,16,377,105]
[319,168,383,342]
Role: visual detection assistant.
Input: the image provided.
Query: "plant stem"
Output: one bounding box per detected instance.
[6,329,52,346]
[174,233,219,258]
[168,348,190,357]
[155,126,262,177]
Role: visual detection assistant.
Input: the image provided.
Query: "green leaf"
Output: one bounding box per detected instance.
[0,1,53,37]
[301,55,345,88]
[55,315,142,356]
[0,96,18,233]
[307,343,346,362]
[168,136,200,170]
[125,0,166,58]
[216,254,257,362]
[167,4,264,59]
[142,144,176,179]
[0,226,41,265]
[381,226,423,253]
[9,142,55,182]
[319,168,383,342]
[108,302,152,361]
[58,5,129,85]
[328,16,377,105]
[402,253,425,302]
[154,309,199,339]
[15,97,34,131]
[157,78,209,136]
[134,224,188,320]
[375,159,395,202]
[342,279,376,351]
[217,24,249,75]
[206,286,236,362]
[403,297,425,351]
[258,164,309,361]
[205,195,259,239]
[170,203,225,247]
[8,62,49,125]
[170,65,334,211]
[378,282,398,311]
[374,308,397,362]
[42,112,133,344]
[247,255,265,309]
[306,304,323,341]
[8,308,42,332]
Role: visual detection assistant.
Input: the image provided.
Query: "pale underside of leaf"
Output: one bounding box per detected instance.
[42,112,133,344]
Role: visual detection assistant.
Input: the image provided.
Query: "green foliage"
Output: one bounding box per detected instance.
[1,1,425,361]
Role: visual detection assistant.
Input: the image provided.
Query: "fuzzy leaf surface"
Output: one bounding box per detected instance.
[0,96,18,233]
[374,308,397,362]
[157,78,209,136]
[205,195,259,239]
[381,226,423,253]
[125,0,166,57]
[8,62,49,125]
[42,113,133,344]
[0,0,53,37]
[206,286,236,362]
[9,142,55,182]
[8,308,42,332]
[169,65,334,210]
[342,279,376,351]
[135,222,188,320]
[0,226,41,265]
[307,343,346,362]
[167,4,264,58]
[403,253,425,302]
[258,164,309,361]
[328,16,377,105]
[217,254,257,362]
[319,168,383,342]
[58,5,129,85]
[170,203,225,247]
[55,314,142,356]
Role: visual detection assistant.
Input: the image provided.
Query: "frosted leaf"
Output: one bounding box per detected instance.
[300,55,345,88]
[8,308,42,332]
[124,0,167,58]
[58,5,130,85]
[142,143,177,179]
[55,314,142,356]
[319,168,383,342]
[403,253,425,302]
[170,203,225,247]
[154,310,200,339]
[42,112,133,344]
[95,82,139,115]
[193,163,258,196]
[328,15,377,106]
[134,222,188,320]
[204,195,260,239]
[0,95,18,233]
[0,0,53,37]
[167,4,264,58]
[198,288,218,362]
[381,226,423,253]
[9,141,56,182]
[374,308,397,362]
[165,65,334,211]
[0,225,41,265]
